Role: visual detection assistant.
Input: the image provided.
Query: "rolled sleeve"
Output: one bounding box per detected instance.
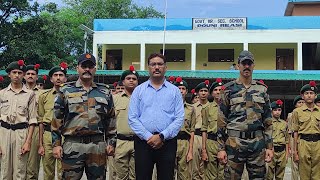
[28,92,38,125]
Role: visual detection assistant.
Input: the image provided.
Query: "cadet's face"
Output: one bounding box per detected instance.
[51,71,67,86]
[302,91,316,104]
[8,69,24,83]
[24,70,38,83]
[211,86,222,100]
[77,61,96,81]
[198,88,209,100]
[238,60,254,78]
[115,85,125,93]
[272,108,282,118]
[178,86,187,98]
[316,101,320,107]
[148,57,167,79]
[122,74,138,90]
[295,100,305,108]
[36,83,44,89]
[192,95,199,104]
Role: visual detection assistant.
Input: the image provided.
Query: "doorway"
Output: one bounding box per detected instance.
[276,49,294,70]
[106,49,123,70]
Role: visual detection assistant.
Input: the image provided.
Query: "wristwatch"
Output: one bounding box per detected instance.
[159,133,165,142]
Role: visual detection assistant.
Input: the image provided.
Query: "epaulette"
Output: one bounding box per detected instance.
[60,81,75,88]
[256,80,268,88]
[185,102,193,108]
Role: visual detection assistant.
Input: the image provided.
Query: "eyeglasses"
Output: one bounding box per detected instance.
[149,62,165,68]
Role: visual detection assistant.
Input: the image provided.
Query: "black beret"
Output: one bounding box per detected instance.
[173,77,188,89]
[195,80,210,92]
[6,60,27,73]
[26,64,40,74]
[120,65,139,80]
[49,62,68,77]
[300,81,317,94]
[209,78,224,94]
[271,99,283,109]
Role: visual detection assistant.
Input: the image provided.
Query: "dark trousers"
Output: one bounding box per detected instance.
[134,137,177,180]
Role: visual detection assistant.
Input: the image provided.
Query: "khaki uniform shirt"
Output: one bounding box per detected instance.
[194,101,210,130]
[201,101,218,134]
[38,88,56,124]
[0,84,37,124]
[292,104,320,135]
[272,118,288,146]
[113,92,134,135]
[180,102,196,135]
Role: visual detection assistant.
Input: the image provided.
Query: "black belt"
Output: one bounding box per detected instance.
[0,120,28,131]
[117,134,135,141]
[274,145,286,152]
[207,133,217,141]
[300,134,320,142]
[195,129,201,136]
[228,129,263,139]
[43,123,51,132]
[64,134,104,143]
[176,132,190,140]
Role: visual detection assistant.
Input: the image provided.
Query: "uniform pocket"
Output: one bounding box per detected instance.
[68,97,84,113]
[0,103,10,115]
[252,95,265,113]
[17,105,27,116]
[94,97,108,114]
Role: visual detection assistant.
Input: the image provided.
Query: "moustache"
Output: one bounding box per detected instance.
[243,68,251,72]
[153,70,161,73]
[83,71,92,76]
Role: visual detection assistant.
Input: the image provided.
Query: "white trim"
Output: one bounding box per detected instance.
[191,42,196,70]
[92,41,98,69]
[243,42,249,51]
[297,42,303,70]
[140,43,146,70]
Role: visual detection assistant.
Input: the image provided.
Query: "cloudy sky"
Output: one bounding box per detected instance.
[34,0,289,18]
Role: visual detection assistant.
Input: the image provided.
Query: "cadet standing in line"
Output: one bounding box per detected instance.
[267,100,288,180]
[113,65,139,180]
[36,75,47,90]
[173,77,196,180]
[38,63,67,180]
[190,89,199,104]
[292,81,320,179]
[286,95,304,180]
[25,64,42,180]
[0,60,37,179]
[315,94,320,107]
[51,53,115,179]
[217,50,273,179]
[201,78,225,180]
[192,80,210,180]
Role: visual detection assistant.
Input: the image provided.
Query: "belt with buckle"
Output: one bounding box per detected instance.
[0,120,28,131]
[207,132,217,141]
[300,134,320,142]
[274,145,286,152]
[117,134,135,141]
[195,129,201,136]
[227,129,263,139]
[64,134,104,143]
[176,132,190,140]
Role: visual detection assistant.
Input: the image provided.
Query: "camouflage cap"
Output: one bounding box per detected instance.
[238,50,254,63]
[271,99,283,109]
[78,53,96,65]
[6,60,27,73]
[173,77,188,89]
[293,95,303,106]
[300,81,317,94]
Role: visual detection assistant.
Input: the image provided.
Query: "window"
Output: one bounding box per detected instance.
[160,49,186,62]
[208,49,234,62]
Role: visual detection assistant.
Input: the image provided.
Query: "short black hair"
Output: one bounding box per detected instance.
[147,53,166,65]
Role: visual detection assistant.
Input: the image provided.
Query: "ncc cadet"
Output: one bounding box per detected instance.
[190,89,199,104]
[0,60,37,179]
[36,75,47,90]
[201,78,224,180]
[217,51,273,179]
[192,80,210,180]
[114,81,125,94]
[315,94,320,107]
[51,53,116,179]
[38,63,68,180]
[292,81,320,179]
[25,64,43,180]
[173,77,196,180]
[267,100,288,180]
[113,65,139,180]
[286,95,304,180]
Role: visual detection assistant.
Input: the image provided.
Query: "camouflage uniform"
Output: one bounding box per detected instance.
[266,118,288,180]
[201,101,224,180]
[175,102,196,180]
[292,104,320,180]
[51,80,115,179]
[217,78,273,180]
[192,101,209,180]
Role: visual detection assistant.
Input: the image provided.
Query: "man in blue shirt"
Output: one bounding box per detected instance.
[128,53,184,180]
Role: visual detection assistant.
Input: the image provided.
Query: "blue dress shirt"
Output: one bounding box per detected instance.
[128,79,184,141]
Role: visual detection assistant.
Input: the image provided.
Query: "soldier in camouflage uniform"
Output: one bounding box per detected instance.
[292,81,320,180]
[266,100,288,180]
[201,78,225,180]
[25,64,43,180]
[113,65,139,180]
[192,80,211,180]
[38,63,67,180]
[173,77,196,180]
[286,95,304,180]
[217,50,273,180]
[51,53,115,179]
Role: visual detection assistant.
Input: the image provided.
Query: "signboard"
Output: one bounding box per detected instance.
[192,18,247,30]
